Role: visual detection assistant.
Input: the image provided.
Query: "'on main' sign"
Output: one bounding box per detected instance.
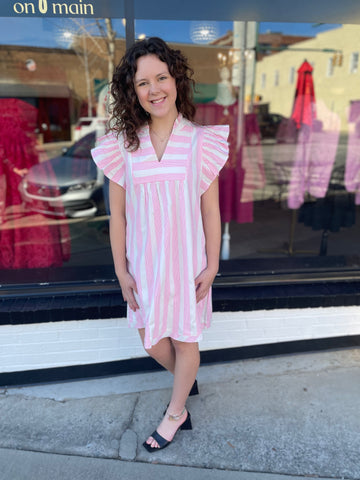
[0,0,125,17]
[13,1,94,15]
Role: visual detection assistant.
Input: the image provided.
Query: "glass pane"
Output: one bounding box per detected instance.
[0,17,124,278]
[0,17,359,286]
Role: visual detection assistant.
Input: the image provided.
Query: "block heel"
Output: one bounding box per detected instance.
[180,411,192,430]
[189,379,199,396]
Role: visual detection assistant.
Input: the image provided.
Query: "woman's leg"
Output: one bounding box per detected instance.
[168,339,200,412]
[138,328,176,373]
[145,340,200,449]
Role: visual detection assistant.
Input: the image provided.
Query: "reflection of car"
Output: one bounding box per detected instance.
[74,117,107,141]
[19,132,105,218]
[258,113,286,139]
[276,117,323,143]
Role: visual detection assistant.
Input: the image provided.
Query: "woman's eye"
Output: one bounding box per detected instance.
[159,76,167,81]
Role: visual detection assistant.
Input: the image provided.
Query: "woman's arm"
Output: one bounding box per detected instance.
[195,177,221,303]
[109,180,139,311]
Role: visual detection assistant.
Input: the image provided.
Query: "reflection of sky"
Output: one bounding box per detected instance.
[0,17,341,48]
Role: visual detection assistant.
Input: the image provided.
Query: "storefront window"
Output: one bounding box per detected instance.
[0,15,359,287]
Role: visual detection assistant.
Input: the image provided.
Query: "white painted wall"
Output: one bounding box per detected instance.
[1,305,360,373]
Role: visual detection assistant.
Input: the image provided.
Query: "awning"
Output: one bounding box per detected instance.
[0,83,71,99]
[1,0,360,24]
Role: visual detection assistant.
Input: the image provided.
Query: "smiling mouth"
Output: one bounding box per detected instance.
[151,97,166,104]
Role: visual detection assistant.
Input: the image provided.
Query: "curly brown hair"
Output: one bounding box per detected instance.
[110,37,196,151]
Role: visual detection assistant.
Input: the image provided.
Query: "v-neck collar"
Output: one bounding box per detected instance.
[147,113,183,162]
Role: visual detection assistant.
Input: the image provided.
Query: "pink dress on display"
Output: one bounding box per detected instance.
[0,99,71,269]
[91,114,229,348]
[195,102,265,224]
[345,125,360,205]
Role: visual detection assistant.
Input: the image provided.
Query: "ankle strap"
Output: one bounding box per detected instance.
[167,406,186,421]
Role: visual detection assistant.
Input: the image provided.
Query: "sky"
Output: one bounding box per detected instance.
[0,17,341,48]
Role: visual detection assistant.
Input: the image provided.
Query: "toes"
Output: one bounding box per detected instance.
[147,436,159,449]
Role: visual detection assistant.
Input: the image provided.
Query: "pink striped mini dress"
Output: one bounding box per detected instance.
[91,114,229,348]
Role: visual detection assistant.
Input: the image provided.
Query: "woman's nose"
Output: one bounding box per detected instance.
[149,82,160,94]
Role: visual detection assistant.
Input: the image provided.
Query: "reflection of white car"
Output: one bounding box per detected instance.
[74,117,107,141]
[19,132,105,218]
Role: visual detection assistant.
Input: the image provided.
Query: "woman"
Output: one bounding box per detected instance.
[91,37,229,452]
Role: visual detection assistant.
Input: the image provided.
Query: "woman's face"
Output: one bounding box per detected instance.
[134,54,178,122]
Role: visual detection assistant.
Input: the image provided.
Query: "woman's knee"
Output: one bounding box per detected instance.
[144,337,173,359]
[171,339,199,356]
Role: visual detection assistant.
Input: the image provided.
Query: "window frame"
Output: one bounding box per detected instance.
[261,72,266,89]
[274,69,280,86]
[289,66,295,84]
[1,3,360,299]
[349,51,359,74]
[326,56,334,77]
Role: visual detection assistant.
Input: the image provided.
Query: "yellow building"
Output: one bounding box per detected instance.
[255,24,360,131]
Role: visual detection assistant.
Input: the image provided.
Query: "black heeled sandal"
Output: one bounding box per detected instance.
[143,408,192,453]
[189,379,199,396]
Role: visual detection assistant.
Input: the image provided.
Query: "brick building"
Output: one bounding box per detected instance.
[0,39,233,142]
[211,29,313,60]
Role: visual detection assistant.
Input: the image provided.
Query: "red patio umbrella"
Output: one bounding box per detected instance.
[291,60,316,129]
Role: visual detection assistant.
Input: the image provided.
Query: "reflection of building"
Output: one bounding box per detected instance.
[254,24,360,131]
[1,45,78,142]
[0,40,231,142]
[0,43,125,142]
[211,29,313,60]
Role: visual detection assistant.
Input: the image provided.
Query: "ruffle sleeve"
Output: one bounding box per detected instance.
[200,125,230,195]
[91,132,126,189]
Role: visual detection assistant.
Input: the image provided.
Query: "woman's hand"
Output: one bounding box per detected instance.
[194,267,217,303]
[117,271,140,312]
[13,167,28,177]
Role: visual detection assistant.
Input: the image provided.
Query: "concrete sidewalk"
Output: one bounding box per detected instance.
[1,348,360,480]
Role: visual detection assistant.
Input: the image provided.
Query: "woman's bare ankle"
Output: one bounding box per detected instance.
[166,406,186,421]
